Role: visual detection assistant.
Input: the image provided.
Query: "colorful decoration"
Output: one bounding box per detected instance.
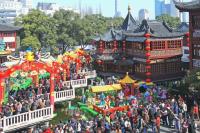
[144,33,151,83]
[25,52,34,61]
[122,40,126,51]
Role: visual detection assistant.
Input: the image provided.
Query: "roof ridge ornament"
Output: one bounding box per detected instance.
[128,4,131,13]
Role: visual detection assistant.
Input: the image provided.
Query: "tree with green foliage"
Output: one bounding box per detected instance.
[15,9,124,53]
[156,14,181,29]
[53,9,79,53]
[15,10,57,52]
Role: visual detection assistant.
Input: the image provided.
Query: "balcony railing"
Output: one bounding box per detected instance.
[71,78,87,88]
[38,88,75,102]
[0,106,53,132]
[55,89,75,102]
[150,49,182,59]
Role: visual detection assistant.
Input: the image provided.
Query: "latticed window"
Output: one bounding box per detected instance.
[167,40,182,48]
[151,41,165,50]
[151,63,165,73]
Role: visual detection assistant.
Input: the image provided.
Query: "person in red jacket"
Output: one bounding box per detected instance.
[43,128,52,133]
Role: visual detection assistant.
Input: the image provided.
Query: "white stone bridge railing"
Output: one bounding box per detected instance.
[0,106,53,132]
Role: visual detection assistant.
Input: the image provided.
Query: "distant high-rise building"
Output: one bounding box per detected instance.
[155,0,179,18]
[37,2,59,16]
[0,0,29,23]
[155,0,163,17]
[170,0,179,17]
[19,0,32,9]
[114,0,121,17]
[138,9,149,21]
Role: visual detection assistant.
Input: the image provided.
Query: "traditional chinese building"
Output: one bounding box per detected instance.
[176,22,189,69]
[174,0,200,69]
[0,24,21,64]
[94,6,185,82]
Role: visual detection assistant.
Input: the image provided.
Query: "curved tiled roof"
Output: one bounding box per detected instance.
[0,24,22,32]
[121,11,138,31]
[175,22,189,33]
[174,0,200,11]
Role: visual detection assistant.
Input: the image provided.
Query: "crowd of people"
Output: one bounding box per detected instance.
[1,73,200,133]
[37,85,199,133]
[0,78,52,119]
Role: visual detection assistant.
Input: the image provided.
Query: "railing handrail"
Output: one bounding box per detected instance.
[55,89,73,94]
[1,106,53,132]
[4,106,52,120]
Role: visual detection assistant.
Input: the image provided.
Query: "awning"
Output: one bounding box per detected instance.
[91,84,122,93]
[119,72,136,84]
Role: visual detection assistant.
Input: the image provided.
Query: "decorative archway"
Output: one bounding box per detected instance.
[0,60,57,111]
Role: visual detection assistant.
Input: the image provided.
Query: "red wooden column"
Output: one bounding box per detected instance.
[0,79,4,112]
[50,72,55,107]
[186,32,191,65]
[145,33,151,83]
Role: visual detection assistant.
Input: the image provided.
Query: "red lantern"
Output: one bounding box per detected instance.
[146,65,151,69]
[186,32,189,37]
[144,33,151,38]
[146,72,151,76]
[97,60,102,65]
[187,38,190,42]
[145,46,150,51]
[146,78,151,83]
[146,59,151,64]
[113,40,117,52]
[122,41,126,51]
[99,41,103,52]
[145,39,151,45]
[146,52,151,57]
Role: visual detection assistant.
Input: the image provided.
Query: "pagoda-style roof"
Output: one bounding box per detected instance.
[125,20,184,38]
[0,24,22,32]
[174,0,200,12]
[119,72,136,84]
[94,28,122,42]
[121,5,138,31]
[175,22,189,33]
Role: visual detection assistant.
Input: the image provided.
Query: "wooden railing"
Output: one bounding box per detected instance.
[0,106,53,132]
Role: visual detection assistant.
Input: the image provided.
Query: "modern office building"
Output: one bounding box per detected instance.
[114,0,121,17]
[0,0,29,23]
[138,9,149,21]
[155,0,179,18]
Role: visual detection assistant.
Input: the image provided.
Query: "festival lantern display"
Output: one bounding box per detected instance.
[122,40,126,52]
[99,40,103,53]
[144,33,151,83]
[0,51,57,108]
[113,40,117,52]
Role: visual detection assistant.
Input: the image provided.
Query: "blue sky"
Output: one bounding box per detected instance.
[33,0,155,19]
